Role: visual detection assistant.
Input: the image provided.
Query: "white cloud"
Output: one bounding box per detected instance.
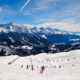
[35,18,54,23]
[23,11,30,15]
[20,0,30,11]
[24,22,80,32]
[0,7,2,12]
[33,0,80,25]
[36,22,80,32]
[0,7,4,21]
[33,0,56,11]
[32,0,68,11]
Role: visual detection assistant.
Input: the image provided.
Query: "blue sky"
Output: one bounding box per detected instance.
[0,0,80,25]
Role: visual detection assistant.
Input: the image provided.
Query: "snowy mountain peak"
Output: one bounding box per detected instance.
[8,22,16,26]
[0,22,30,33]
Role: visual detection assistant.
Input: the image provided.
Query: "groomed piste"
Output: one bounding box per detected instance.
[0,50,80,80]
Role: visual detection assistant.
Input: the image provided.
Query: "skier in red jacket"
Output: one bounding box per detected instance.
[40,65,45,73]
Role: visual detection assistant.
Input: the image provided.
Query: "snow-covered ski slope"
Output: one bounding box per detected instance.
[0,50,80,80]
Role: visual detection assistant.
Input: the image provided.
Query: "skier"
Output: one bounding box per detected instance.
[21,64,23,68]
[31,65,34,70]
[40,65,45,73]
[8,62,11,65]
[26,65,29,69]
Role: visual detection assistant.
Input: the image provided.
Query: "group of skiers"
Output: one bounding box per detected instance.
[26,64,34,70]
[26,64,45,73]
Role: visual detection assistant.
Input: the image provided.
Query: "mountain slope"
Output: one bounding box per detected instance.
[29,26,80,45]
[0,32,51,47]
[0,22,80,56]
[0,22,54,56]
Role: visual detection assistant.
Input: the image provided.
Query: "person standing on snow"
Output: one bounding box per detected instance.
[26,65,29,69]
[40,65,45,73]
[31,65,34,70]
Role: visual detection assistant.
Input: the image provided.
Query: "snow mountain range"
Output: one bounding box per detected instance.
[29,27,80,45]
[0,22,80,56]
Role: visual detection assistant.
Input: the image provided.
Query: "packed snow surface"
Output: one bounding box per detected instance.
[0,50,80,80]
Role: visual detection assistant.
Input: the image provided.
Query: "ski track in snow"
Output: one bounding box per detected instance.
[0,50,80,80]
